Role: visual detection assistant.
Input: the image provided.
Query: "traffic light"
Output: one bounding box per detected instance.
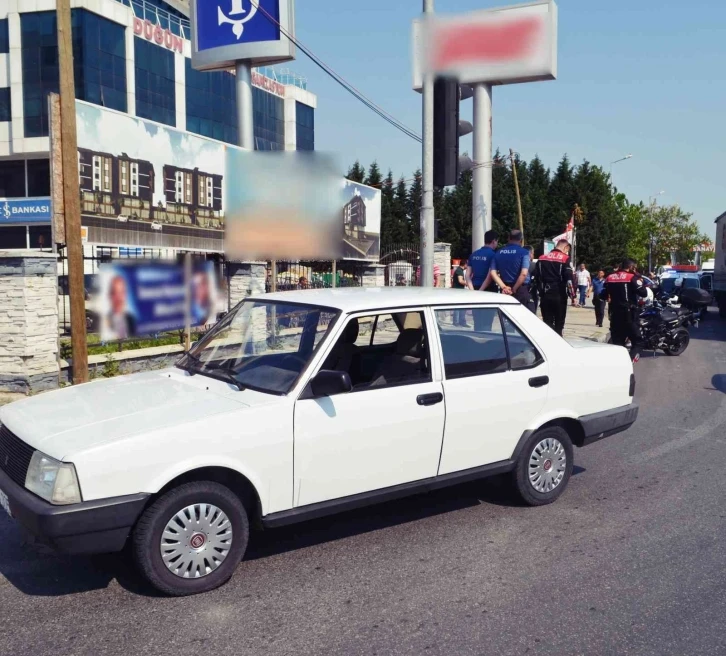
[433,79,473,188]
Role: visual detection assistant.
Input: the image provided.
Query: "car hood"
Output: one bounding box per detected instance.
[0,369,275,460]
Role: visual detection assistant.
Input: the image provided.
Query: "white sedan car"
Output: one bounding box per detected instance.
[0,288,637,596]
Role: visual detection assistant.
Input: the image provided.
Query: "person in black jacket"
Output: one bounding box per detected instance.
[533,240,573,336]
[603,258,648,362]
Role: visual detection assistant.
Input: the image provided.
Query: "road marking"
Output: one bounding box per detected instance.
[634,397,726,463]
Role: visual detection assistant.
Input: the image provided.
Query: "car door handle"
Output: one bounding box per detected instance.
[529,376,549,388]
[417,392,443,406]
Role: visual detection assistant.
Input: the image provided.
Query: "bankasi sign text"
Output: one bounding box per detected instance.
[134,18,184,54]
[1,197,52,224]
[251,71,285,98]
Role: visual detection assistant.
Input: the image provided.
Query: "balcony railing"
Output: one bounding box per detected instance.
[115,0,191,39]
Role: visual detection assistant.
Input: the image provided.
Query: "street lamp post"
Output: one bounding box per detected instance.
[609,153,633,176]
[647,191,665,274]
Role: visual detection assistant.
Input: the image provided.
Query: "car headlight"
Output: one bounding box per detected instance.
[25,451,82,505]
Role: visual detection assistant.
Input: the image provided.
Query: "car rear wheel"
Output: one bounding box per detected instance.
[132,481,249,596]
[513,427,574,506]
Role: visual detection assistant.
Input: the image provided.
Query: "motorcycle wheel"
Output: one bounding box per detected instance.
[663,328,690,356]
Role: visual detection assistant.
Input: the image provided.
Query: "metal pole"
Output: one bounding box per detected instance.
[472,83,492,251]
[235,62,255,150]
[420,0,434,288]
[184,252,192,352]
[510,148,524,241]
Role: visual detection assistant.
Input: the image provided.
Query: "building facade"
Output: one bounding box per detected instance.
[0,0,316,251]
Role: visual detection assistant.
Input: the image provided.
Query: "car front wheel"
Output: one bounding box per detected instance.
[513,426,574,506]
[132,481,249,596]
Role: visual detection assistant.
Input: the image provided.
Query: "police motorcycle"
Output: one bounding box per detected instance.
[635,284,710,357]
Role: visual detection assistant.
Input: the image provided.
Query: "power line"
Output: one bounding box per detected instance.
[248,1,422,143]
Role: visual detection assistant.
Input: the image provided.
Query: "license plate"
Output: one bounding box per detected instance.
[0,488,11,518]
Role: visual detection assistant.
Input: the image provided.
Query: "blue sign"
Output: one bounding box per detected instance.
[190,0,295,72]
[197,0,281,51]
[0,197,52,224]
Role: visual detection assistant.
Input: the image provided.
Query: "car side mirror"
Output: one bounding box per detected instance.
[310,370,352,398]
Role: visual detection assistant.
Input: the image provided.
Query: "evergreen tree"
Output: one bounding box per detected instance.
[365,161,383,188]
[525,155,550,254]
[438,168,473,258]
[380,170,397,243]
[346,161,366,183]
[545,155,576,238]
[407,170,422,240]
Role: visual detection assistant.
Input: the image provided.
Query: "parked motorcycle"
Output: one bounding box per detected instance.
[638,301,694,356]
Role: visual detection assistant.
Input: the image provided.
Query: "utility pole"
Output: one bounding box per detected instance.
[471,83,492,251]
[57,0,88,383]
[510,148,524,241]
[420,0,434,288]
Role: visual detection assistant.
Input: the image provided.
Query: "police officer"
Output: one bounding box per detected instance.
[466,230,499,292]
[603,258,648,363]
[533,239,574,335]
[486,230,532,310]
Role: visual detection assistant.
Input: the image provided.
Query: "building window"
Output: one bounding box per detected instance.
[0,227,28,250]
[27,159,51,196]
[174,170,192,204]
[0,161,26,198]
[0,87,10,122]
[252,87,284,151]
[20,12,60,138]
[131,162,139,197]
[0,19,9,54]
[185,59,237,145]
[296,102,315,151]
[135,37,175,127]
[72,10,127,113]
[21,11,126,138]
[198,174,214,208]
[92,155,112,192]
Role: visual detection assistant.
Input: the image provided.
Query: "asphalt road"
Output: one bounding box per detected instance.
[2,310,726,656]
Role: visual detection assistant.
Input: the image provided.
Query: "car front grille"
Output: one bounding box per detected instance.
[0,424,35,487]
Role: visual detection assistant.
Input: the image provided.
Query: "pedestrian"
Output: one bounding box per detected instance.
[466,230,499,291]
[592,269,607,327]
[532,239,574,336]
[452,257,469,327]
[486,230,533,310]
[527,246,539,315]
[603,258,648,363]
[575,263,592,307]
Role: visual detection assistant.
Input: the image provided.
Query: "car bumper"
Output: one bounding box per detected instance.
[579,403,639,446]
[0,467,149,555]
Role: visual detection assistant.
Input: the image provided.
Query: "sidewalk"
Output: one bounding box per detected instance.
[538,303,611,343]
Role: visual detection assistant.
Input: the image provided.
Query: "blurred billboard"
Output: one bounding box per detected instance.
[412,0,557,89]
[97,260,220,341]
[224,150,343,261]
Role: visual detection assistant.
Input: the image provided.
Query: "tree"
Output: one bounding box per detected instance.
[545,155,576,238]
[345,161,366,183]
[364,161,382,188]
[647,204,709,267]
[406,170,422,241]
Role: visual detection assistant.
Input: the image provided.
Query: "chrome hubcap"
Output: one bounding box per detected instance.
[529,438,567,493]
[160,504,233,579]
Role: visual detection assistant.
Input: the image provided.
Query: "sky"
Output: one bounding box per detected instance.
[286,0,726,239]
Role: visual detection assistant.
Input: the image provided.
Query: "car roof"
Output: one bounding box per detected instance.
[260,287,518,313]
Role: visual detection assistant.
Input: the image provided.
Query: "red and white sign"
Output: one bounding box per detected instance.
[412,1,557,89]
[134,18,185,55]
[251,72,286,99]
[552,215,574,246]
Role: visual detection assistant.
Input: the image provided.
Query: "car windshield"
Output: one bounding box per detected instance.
[178,300,339,394]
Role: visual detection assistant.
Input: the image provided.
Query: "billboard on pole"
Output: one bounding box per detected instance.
[412,0,557,90]
[190,0,296,71]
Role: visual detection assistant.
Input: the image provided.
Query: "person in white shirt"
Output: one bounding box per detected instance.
[575,263,592,307]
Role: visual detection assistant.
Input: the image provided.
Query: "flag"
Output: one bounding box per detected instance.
[552,213,575,246]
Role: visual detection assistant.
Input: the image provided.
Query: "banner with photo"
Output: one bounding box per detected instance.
[97,261,220,341]
[341,180,382,261]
